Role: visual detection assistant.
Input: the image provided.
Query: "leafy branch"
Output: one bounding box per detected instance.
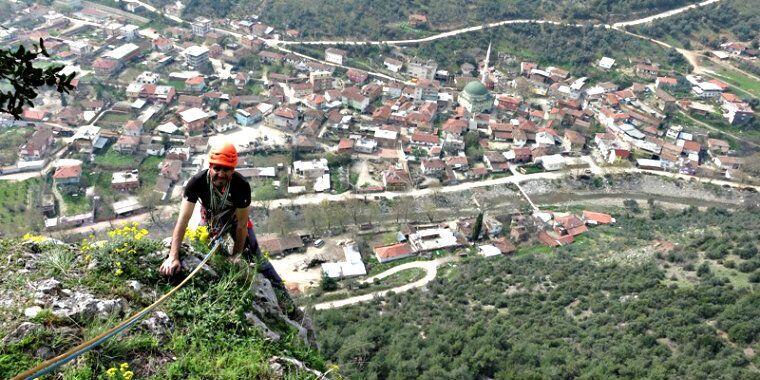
[0,39,76,119]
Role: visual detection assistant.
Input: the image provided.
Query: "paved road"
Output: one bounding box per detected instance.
[311,256,457,310]
[266,0,723,46]
[611,0,723,28]
[47,159,759,236]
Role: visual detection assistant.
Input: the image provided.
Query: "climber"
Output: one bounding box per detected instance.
[159,142,288,294]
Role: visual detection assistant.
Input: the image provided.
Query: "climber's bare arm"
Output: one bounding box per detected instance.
[160,199,195,276]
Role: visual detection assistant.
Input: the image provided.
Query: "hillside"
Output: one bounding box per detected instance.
[630,0,759,49]
[179,0,700,40]
[313,207,760,379]
[0,225,328,379]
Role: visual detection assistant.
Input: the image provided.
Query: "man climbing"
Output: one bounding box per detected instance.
[159,142,287,294]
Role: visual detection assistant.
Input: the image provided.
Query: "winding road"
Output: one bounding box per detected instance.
[311,256,457,310]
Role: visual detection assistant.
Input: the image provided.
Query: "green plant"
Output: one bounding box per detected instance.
[38,245,77,277]
[0,40,76,118]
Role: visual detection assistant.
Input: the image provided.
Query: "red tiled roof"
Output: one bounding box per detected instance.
[275,107,297,119]
[582,211,614,224]
[185,76,205,85]
[374,243,413,261]
[411,132,439,144]
[53,164,82,179]
[337,138,354,150]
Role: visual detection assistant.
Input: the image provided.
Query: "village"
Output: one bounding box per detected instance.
[0,0,758,291]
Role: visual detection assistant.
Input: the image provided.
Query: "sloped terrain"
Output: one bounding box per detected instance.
[0,225,327,379]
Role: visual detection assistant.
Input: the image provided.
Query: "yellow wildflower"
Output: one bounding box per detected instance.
[106,367,117,378]
[120,362,129,372]
[115,268,123,276]
[123,371,134,380]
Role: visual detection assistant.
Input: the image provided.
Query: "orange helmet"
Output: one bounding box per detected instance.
[208,142,238,168]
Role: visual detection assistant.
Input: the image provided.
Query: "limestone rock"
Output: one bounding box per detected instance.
[35,278,62,295]
[51,291,124,319]
[24,306,42,318]
[140,311,172,337]
[247,274,318,348]
[35,346,55,360]
[2,322,42,344]
[244,312,281,341]
[96,299,125,317]
[126,280,143,292]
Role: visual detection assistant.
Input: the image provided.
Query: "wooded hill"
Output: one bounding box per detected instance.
[313,206,760,379]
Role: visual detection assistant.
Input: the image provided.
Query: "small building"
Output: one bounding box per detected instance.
[322,243,367,279]
[111,170,140,191]
[582,210,615,225]
[409,228,461,253]
[273,106,300,131]
[383,166,411,191]
[374,243,414,263]
[597,57,615,70]
[18,129,54,161]
[258,233,306,256]
[53,164,82,187]
[325,48,347,65]
[235,108,263,126]
[179,107,210,133]
[538,154,566,171]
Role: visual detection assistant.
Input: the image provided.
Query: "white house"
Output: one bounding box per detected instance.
[538,154,566,171]
[598,57,615,70]
[325,48,347,65]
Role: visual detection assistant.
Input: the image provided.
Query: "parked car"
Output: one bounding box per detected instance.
[313,239,325,248]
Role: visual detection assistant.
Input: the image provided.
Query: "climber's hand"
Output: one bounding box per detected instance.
[159,257,181,276]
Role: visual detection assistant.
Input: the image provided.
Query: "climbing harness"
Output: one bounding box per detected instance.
[12,221,232,380]
[206,170,233,238]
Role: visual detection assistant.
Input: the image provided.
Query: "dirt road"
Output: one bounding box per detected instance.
[311,256,457,310]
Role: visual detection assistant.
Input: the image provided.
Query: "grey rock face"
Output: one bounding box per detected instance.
[247,274,318,348]
[51,291,125,319]
[140,311,172,337]
[35,278,62,295]
[2,322,42,344]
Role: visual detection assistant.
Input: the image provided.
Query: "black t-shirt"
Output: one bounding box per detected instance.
[184,169,251,228]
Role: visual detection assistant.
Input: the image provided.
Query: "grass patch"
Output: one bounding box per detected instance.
[139,156,163,188]
[519,164,544,174]
[365,255,420,276]
[515,244,553,256]
[61,192,92,215]
[302,268,427,306]
[709,261,752,289]
[0,178,42,233]
[710,66,760,98]
[95,149,140,170]
[98,112,131,126]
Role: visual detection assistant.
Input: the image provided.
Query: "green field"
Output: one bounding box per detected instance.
[139,156,163,188]
[94,149,140,169]
[0,178,42,234]
[709,66,760,98]
[98,112,131,126]
[60,192,92,215]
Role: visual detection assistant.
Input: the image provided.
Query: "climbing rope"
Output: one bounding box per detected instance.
[12,232,229,380]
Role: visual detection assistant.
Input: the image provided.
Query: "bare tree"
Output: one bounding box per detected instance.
[267,208,291,235]
[422,200,438,223]
[304,205,323,236]
[138,187,162,226]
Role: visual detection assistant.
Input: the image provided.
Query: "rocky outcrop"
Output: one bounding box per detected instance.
[249,274,318,348]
